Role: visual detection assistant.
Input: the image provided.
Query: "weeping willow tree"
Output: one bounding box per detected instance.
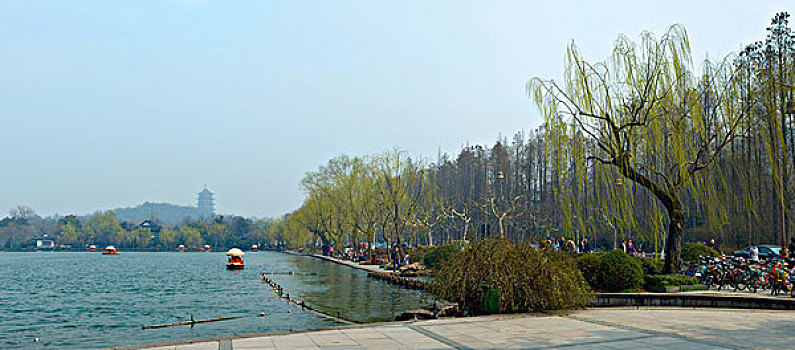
[529,25,748,273]
[738,12,795,247]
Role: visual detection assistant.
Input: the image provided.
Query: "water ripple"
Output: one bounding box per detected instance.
[0,251,428,349]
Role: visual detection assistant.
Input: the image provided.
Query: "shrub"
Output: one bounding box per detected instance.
[681,243,719,263]
[644,274,698,288]
[576,253,602,289]
[408,249,425,264]
[431,238,592,314]
[637,257,664,275]
[597,250,644,291]
[422,245,460,270]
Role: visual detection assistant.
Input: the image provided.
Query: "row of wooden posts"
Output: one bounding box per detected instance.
[261,274,358,324]
[367,271,430,291]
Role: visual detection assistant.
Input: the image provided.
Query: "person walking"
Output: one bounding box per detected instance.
[391,246,400,272]
[580,237,591,253]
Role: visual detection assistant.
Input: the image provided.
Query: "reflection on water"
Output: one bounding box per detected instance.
[275,254,432,323]
[0,251,429,349]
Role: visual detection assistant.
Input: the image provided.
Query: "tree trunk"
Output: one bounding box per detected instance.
[663,209,685,274]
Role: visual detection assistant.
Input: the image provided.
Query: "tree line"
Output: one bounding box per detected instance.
[0,205,273,250]
[274,13,795,274]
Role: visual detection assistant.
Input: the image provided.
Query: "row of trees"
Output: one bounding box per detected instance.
[0,205,274,250]
[268,151,436,253]
[275,13,795,274]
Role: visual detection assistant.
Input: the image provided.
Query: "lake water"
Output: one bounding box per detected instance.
[0,251,431,349]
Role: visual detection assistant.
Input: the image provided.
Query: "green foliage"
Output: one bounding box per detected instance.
[597,250,644,291]
[637,257,664,275]
[644,274,698,288]
[178,226,203,247]
[408,247,426,264]
[575,253,602,289]
[84,211,123,245]
[431,239,592,314]
[681,243,718,262]
[422,245,459,270]
[126,227,151,248]
[158,228,177,248]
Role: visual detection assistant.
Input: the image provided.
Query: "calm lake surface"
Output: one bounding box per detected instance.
[0,251,431,349]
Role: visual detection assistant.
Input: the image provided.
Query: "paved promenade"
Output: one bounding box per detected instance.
[131,307,795,349]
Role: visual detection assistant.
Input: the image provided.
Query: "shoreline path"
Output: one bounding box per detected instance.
[126,307,793,350]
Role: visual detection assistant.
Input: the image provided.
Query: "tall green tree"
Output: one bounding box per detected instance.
[530,25,748,273]
[84,211,124,245]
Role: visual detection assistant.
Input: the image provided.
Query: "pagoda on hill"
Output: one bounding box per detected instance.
[197,185,215,215]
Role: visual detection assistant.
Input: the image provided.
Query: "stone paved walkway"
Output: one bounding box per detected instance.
[130,307,795,349]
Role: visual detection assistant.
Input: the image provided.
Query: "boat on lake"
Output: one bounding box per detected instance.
[226,248,244,269]
[102,245,120,255]
[251,244,258,252]
[89,244,97,252]
[204,244,211,252]
[178,244,185,252]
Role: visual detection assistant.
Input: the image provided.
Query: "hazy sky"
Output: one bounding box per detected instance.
[0,1,791,218]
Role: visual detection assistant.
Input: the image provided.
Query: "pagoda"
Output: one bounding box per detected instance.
[197,184,215,215]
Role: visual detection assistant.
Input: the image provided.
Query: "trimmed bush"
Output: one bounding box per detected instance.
[681,243,719,263]
[422,245,459,270]
[576,253,602,289]
[637,257,664,275]
[431,239,592,314]
[597,250,644,291]
[644,274,698,288]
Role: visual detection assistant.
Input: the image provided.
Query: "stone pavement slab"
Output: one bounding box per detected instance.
[131,307,795,349]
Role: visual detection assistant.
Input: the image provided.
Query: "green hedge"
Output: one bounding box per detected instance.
[431,239,592,314]
[575,253,602,289]
[644,274,698,288]
[598,250,644,291]
[637,257,664,275]
[422,245,459,270]
[681,243,719,262]
[575,250,645,291]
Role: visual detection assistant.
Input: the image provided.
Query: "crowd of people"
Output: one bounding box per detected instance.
[538,236,658,257]
[540,236,592,253]
[324,244,411,272]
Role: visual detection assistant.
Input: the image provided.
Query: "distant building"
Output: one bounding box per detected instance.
[34,237,55,250]
[138,220,162,235]
[197,185,215,215]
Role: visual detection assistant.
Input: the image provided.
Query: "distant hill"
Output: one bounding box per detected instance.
[112,202,213,226]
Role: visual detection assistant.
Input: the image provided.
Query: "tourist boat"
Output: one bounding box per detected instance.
[102,245,120,255]
[251,244,258,252]
[89,244,97,252]
[199,247,204,252]
[178,244,185,253]
[204,244,211,252]
[226,248,245,269]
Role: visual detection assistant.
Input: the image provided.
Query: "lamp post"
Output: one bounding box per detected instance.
[614,176,625,251]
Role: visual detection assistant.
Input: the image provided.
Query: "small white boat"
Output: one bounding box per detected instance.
[226,248,245,269]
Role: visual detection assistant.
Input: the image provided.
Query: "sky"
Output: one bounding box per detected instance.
[0,0,792,218]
